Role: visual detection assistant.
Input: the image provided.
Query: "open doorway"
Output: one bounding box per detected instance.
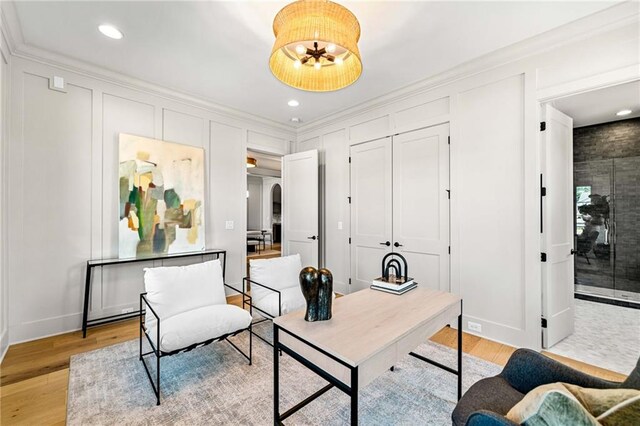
[246,150,282,269]
[542,80,640,375]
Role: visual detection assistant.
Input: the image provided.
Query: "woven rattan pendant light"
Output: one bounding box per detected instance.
[269,0,362,92]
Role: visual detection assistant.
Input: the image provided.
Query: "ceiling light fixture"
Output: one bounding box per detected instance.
[98,24,124,40]
[291,117,301,123]
[288,100,300,107]
[269,0,362,92]
[616,109,632,116]
[247,157,257,168]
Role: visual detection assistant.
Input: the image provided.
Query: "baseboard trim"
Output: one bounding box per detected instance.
[575,292,640,310]
[0,328,9,363]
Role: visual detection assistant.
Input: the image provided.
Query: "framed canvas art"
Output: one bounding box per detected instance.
[119,134,205,258]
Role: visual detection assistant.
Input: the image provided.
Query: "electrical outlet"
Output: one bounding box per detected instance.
[225,221,234,230]
[122,307,134,314]
[337,221,343,230]
[468,321,482,333]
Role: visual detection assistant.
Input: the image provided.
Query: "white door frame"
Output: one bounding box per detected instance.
[536,76,640,348]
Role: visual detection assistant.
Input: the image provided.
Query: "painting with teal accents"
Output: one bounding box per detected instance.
[118,134,205,258]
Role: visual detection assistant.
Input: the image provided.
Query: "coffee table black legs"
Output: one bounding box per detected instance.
[274,325,280,425]
[409,300,464,401]
[273,324,359,425]
[350,366,358,425]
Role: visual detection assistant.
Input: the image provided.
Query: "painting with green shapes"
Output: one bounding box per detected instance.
[118,134,205,258]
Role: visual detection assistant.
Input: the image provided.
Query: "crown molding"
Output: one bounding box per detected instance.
[297,1,640,135]
[0,2,296,137]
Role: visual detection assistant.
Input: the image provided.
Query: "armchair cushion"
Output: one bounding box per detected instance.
[253,286,306,318]
[249,254,302,302]
[144,259,226,323]
[147,304,251,353]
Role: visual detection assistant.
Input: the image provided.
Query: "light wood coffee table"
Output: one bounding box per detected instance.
[273,287,463,425]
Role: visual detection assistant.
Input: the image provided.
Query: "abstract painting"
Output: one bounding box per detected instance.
[119,134,205,258]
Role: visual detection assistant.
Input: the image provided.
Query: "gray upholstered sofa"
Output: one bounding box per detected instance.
[452,349,640,426]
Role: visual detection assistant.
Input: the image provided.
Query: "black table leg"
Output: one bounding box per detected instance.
[82,264,92,338]
[274,324,280,425]
[351,366,359,425]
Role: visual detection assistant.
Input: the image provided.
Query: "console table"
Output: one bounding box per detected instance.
[82,249,226,338]
[273,287,462,425]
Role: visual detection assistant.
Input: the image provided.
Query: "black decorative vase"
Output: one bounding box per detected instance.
[299,267,333,322]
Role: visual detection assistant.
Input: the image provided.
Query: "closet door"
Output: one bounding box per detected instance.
[350,137,393,292]
[392,123,450,291]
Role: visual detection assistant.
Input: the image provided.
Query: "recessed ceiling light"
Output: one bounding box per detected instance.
[291,117,301,123]
[616,109,632,116]
[288,100,299,107]
[98,24,124,40]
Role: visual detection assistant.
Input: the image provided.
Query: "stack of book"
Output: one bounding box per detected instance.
[371,275,417,295]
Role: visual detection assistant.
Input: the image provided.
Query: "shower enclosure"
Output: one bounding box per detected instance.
[574,157,640,302]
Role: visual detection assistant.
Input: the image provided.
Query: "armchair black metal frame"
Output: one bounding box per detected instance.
[139,283,253,405]
[242,277,281,347]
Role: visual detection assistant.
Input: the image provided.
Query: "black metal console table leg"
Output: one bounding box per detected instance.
[457,304,463,400]
[274,325,280,426]
[81,263,92,338]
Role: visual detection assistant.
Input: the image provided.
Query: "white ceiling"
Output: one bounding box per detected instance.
[551,81,640,128]
[9,1,619,126]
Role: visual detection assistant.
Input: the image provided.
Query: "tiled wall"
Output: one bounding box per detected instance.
[574,117,640,162]
[574,118,640,293]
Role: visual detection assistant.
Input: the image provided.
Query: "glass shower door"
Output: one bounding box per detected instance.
[574,157,640,302]
[574,160,614,297]
[612,156,640,302]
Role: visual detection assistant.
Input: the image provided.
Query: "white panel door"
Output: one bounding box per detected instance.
[283,150,319,268]
[350,137,393,292]
[541,104,574,348]
[393,124,450,291]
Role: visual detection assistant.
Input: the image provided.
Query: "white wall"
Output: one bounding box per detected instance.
[247,175,263,230]
[5,56,293,343]
[0,17,10,360]
[296,7,639,349]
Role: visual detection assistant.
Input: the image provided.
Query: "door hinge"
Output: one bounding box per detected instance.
[448,136,450,145]
[448,246,451,254]
[348,278,352,285]
[541,252,547,262]
[446,189,450,199]
[540,121,546,131]
[541,318,548,328]
[541,187,547,196]
[348,237,351,244]
[348,156,351,164]
[348,196,351,204]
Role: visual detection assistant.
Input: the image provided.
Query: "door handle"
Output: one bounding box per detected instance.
[570,249,577,255]
[307,236,317,240]
[379,241,391,246]
[394,242,403,248]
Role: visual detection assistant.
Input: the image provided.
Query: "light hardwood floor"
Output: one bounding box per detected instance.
[0,294,626,425]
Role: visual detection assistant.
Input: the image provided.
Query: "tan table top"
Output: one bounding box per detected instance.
[274,287,461,367]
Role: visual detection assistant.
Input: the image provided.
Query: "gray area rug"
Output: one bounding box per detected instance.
[68,324,501,425]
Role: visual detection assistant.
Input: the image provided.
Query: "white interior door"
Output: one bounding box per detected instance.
[283,150,319,268]
[541,104,574,348]
[393,124,450,291]
[350,137,393,292]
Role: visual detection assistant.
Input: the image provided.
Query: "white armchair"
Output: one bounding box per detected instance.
[245,254,334,346]
[140,259,252,405]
